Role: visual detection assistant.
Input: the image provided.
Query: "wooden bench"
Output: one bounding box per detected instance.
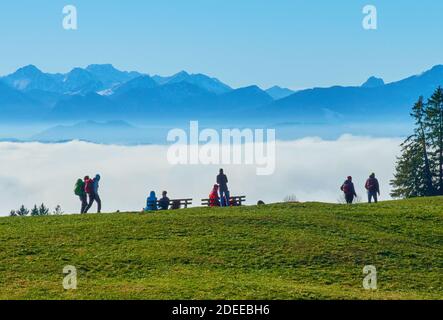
[157,198,192,209]
[201,196,246,207]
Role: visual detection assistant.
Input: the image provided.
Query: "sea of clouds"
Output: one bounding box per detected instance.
[0,135,403,216]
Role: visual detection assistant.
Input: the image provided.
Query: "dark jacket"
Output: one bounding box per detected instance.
[158,196,170,210]
[217,174,228,190]
[365,177,380,193]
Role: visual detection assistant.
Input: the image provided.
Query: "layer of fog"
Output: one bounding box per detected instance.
[0,135,402,216]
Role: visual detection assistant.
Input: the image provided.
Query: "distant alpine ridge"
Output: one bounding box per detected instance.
[1,63,443,123]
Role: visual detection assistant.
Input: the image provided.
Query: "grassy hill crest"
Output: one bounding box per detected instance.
[0,198,442,300]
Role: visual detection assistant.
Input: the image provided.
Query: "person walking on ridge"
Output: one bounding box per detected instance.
[74,178,87,213]
[84,174,102,213]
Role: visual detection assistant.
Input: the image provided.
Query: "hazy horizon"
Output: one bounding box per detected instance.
[0,136,401,216]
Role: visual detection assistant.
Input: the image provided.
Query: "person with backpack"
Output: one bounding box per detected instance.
[145,191,158,211]
[209,184,220,207]
[74,178,87,213]
[92,174,102,213]
[158,191,170,210]
[341,176,357,204]
[365,173,380,203]
[83,176,93,213]
[217,169,229,207]
[84,174,102,213]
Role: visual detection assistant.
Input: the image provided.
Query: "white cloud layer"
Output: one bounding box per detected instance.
[0,136,403,216]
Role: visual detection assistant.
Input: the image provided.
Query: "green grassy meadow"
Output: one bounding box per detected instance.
[0,197,442,300]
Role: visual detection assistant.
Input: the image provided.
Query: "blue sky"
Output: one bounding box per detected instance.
[0,0,442,90]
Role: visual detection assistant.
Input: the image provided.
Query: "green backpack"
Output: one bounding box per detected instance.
[74,180,84,196]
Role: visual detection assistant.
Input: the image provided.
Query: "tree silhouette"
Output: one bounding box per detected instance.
[391,87,443,198]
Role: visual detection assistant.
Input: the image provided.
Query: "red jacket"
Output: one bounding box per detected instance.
[209,189,220,207]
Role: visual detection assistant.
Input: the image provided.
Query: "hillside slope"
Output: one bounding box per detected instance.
[0,198,442,300]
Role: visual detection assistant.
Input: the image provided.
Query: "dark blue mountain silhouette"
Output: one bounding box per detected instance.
[265,65,443,122]
[0,80,46,118]
[112,75,159,97]
[1,65,63,92]
[152,71,232,94]
[216,85,273,110]
[361,76,385,88]
[111,81,217,117]
[50,92,116,120]
[46,82,272,120]
[266,86,294,99]
[1,64,443,123]
[85,64,142,89]
[1,64,142,95]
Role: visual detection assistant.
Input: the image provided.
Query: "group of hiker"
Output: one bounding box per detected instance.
[209,169,232,207]
[73,170,382,213]
[144,191,175,211]
[74,174,102,213]
[143,169,233,211]
[340,173,380,204]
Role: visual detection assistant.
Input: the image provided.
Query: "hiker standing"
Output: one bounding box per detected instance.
[341,176,357,204]
[84,174,102,213]
[217,169,229,207]
[74,178,87,213]
[365,173,380,203]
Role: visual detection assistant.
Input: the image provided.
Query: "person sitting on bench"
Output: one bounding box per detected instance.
[158,191,170,210]
[145,191,158,211]
[209,184,220,207]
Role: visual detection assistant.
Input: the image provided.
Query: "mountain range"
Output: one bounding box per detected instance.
[1,63,443,123]
[264,65,443,123]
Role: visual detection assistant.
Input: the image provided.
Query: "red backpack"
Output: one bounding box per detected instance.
[366,178,377,192]
[85,179,94,193]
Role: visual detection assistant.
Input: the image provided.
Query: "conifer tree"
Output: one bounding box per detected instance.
[391,88,443,198]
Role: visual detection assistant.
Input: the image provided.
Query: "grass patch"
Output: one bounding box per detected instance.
[0,197,442,300]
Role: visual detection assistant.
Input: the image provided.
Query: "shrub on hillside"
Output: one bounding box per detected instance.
[9,203,53,217]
